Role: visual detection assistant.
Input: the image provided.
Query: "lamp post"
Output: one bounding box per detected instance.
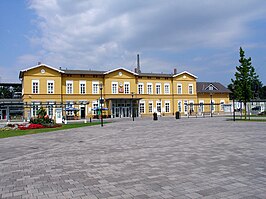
[232,85,235,121]
[99,83,103,127]
[210,93,213,117]
[131,92,134,121]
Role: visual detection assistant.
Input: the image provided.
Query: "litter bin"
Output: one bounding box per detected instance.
[153,112,158,120]
[175,111,180,119]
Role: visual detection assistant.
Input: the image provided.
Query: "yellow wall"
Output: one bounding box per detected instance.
[21,65,230,118]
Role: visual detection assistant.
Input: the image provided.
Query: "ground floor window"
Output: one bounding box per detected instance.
[31,102,39,117]
[178,101,182,112]
[165,102,170,113]
[66,101,74,116]
[156,102,161,113]
[139,102,145,114]
[93,102,98,115]
[184,100,188,113]
[148,102,153,113]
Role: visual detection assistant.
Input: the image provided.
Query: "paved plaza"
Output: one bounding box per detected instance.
[0,117,265,199]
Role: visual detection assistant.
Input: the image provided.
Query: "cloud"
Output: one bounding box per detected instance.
[27,0,266,81]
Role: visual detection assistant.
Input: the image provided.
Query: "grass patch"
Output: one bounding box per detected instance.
[0,122,105,139]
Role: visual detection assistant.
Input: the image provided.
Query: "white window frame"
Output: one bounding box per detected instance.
[124,82,130,94]
[220,100,225,111]
[177,83,182,94]
[139,101,145,114]
[31,101,40,117]
[178,100,182,112]
[47,101,54,118]
[156,101,162,113]
[165,101,170,113]
[188,84,193,94]
[164,83,170,94]
[184,100,188,114]
[156,83,161,94]
[47,80,54,94]
[32,80,39,94]
[138,83,144,94]
[66,80,73,94]
[147,83,153,94]
[148,101,153,113]
[79,81,86,94]
[199,100,204,112]
[112,82,118,94]
[92,81,99,94]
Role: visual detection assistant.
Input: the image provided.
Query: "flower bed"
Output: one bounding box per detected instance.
[18,123,45,130]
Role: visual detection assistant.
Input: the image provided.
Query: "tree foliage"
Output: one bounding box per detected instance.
[231,47,262,119]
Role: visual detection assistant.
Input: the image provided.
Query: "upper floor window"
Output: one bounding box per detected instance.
[164,83,170,94]
[138,83,144,94]
[188,84,193,94]
[32,80,39,94]
[66,80,73,94]
[80,81,86,94]
[177,84,182,94]
[156,83,161,94]
[92,81,99,94]
[124,82,130,94]
[112,82,118,94]
[147,83,153,94]
[47,80,54,94]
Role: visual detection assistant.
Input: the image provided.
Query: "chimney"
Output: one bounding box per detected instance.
[137,54,141,73]
[134,68,138,73]
[174,68,177,75]
[38,62,41,65]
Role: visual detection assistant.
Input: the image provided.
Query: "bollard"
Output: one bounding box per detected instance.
[153,112,158,121]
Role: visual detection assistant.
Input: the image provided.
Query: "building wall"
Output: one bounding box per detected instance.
[21,65,230,119]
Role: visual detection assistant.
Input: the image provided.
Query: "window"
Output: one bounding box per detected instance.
[178,101,182,112]
[32,80,39,94]
[92,101,98,115]
[189,101,194,112]
[112,82,118,94]
[124,82,130,94]
[177,84,182,94]
[164,84,170,94]
[147,83,153,94]
[47,102,54,118]
[66,101,74,116]
[156,83,161,94]
[148,102,153,113]
[188,84,193,94]
[47,80,54,94]
[165,101,170,113]
[138,83,144,94]
[156,101,161,113]
[79,81,86,94]
[31,102,39,117]
[66,80,73,94]
[139,102,145,114]
[220,100,225,111]
[184,100,188,113]
[199,101,204,112]
[92,81,99,94]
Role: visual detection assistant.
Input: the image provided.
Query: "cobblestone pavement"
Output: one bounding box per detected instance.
[0,117,266,199]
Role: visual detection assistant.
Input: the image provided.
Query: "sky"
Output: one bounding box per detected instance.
[0,0,266,85]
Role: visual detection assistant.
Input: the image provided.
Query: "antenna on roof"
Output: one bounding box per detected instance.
[38,62,41,65]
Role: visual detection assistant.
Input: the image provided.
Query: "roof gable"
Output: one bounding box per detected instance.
[20,64,64,74]
[104,67,138,76]
[197,82,231,93]
[173,71,198,79]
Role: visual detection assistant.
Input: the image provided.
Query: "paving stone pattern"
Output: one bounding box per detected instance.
[0,117,266,199]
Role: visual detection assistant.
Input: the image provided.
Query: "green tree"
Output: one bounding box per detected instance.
[231,47,261,119]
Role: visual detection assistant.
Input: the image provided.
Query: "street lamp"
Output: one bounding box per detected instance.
[210,93,213,117]
[232,85,235,121]
[131,92,134,121]
[99,83,103,127]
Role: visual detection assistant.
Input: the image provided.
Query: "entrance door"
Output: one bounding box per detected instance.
[55,108,62,124]
[81,107,85,119]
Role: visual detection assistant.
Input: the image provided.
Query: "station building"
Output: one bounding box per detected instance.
[19,63,231,121]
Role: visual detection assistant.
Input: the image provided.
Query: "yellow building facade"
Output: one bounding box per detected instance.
[19,64,231,120]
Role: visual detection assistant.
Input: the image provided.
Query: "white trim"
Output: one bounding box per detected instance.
[79,80,86,94]
[177,100,182,112]
[112,82,118,94]
[47,80,54,94]
[164,100,170,113]
[139,100,146,114]
[66,80,73,94]
[177,83,182,94]
[32,80,39,94]
[20,64,65,73]
[173,71,198,79]
[138,82,144,94]
[199,100,204,112]
[92,81,99,94]
[104,67,139,76]
[147,83,153,94]
[164,83,170,94]
[124,82,130,94]
[148,101,153,113]
[188,83,193,94]
[155,83,162,94]
[205,83,218,91]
